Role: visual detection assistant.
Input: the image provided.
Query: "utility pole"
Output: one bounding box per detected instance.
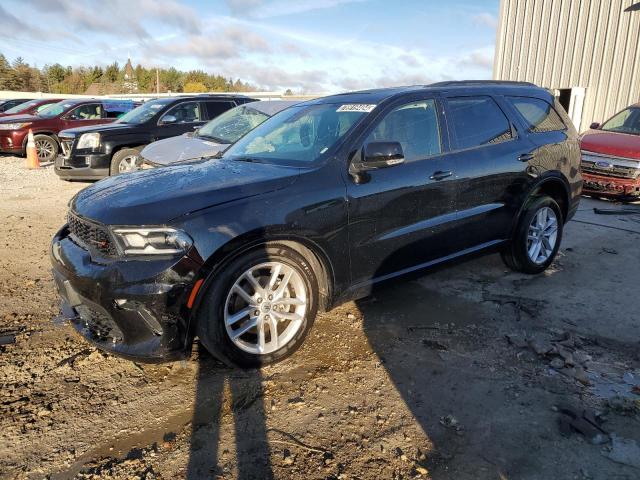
[156,68,160,94]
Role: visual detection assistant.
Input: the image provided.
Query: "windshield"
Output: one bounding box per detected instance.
[223,103,370,165]
[38,101,76,118]
[198,105,270,144]
[116,98,173,124]
[601,107,640,135]
[4,99,40,114]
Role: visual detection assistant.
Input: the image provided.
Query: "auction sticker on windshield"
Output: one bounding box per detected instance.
[337,104,376,113]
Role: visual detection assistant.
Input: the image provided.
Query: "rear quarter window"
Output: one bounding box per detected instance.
[508,96,566,133]
[205,101,236,120]
[446,96,514,150]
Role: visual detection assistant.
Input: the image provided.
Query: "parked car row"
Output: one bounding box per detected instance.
[51,81,583,367]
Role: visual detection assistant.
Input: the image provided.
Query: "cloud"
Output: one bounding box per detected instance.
[472,12,498,29]
[225,0,368,18]
[23,0,202,38]
[457,47,495,70]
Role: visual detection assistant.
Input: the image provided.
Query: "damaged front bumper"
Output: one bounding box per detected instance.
[50,225,203,362]
[581,172,640,200]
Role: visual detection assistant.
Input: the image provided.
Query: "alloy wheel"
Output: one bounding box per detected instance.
[526,206,558,265]
[35,139,54,161]
[224,261,307,355]
[118,155,142,173]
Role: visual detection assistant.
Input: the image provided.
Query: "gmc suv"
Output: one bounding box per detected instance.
[51,81,581,368]
[54,95,256,180]
[0,99,137,162]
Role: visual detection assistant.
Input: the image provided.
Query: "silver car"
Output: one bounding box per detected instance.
[140,100,298,167]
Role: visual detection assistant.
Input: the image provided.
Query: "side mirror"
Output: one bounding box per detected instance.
[354,142,405,171]
[161,115,177,125]
[590,122,600,130]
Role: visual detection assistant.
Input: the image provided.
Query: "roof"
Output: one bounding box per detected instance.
[300,81,549,106]
[246,100,299,115]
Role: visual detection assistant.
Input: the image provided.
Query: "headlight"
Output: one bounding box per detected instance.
[0,122,31,130]
[110,227,192,255]
[77,132,100,149]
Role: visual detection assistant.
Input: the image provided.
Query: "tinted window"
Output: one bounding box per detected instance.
[508,96,565,132]
[103,101,136,119]
[162,101,202,123]
[365,100,441,162]
[601,107,640,135]
[68,103,103,120]
[447,96,513,150]
[205,101,236,120]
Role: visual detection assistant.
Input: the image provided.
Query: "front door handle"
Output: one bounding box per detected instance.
[519,153,535,162]
[430,170,453,181]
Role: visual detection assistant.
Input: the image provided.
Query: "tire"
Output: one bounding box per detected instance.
[196,245,319,368]
[33,134,58,163]
[501,195,563,274]
[110,148,142,175]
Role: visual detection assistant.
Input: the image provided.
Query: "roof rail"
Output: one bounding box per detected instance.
[430,80,537,87]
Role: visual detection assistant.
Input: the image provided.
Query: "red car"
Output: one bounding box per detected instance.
[580,103,640,200]
[0,99,138,162]
[0,98,63,118]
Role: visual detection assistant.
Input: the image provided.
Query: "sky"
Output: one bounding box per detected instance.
[0,0,500,93]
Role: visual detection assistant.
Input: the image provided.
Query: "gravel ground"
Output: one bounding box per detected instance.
[1,155,639,480]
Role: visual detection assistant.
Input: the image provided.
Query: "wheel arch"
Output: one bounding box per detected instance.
[22,131,58,149]
[188,233,336,334]
[508,173,570,240]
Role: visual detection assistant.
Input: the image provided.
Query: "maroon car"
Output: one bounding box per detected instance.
[0,98,63,118]
[580,103,640,200]
[0,99,138,162]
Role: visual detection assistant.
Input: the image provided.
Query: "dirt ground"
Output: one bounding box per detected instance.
[1,155,639,480]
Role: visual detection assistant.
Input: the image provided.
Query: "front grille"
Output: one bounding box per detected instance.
[67,212,117,256]
[60,138,73,159]
[581,152,640,179]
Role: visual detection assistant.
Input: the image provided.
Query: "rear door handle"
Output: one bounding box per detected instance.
[519,153,535,162]
[430,170,453,181]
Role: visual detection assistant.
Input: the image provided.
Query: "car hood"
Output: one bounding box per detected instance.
[141,134,229,166]
[581,130,640,160]
[0,114,38,124]
[59,122,132,137]
[71,159,301,225]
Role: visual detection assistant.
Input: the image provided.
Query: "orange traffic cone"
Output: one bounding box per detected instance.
[26,129,40,169]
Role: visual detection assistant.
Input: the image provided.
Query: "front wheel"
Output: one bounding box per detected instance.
[501,195,563,274]
[33,134,58,163]
[110,148,142,175]
[196,245,319,368]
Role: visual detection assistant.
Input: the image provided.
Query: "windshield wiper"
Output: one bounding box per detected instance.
[232,156,264,163]
[197,133,226,143]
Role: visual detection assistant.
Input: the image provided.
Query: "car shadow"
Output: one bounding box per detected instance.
[186,346,274,479]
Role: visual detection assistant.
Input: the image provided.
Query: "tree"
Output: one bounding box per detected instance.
[104,62,119,83]
[183,81,207,93]
[0,54,10,89]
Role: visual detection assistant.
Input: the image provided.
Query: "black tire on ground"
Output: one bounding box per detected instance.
[109,148,141,175]
[196,244,319,369]
[501,195,564,274]
[33,134,58,163]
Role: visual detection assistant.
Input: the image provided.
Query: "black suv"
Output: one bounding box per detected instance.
[51,81,582,367]
[54,95,256,180]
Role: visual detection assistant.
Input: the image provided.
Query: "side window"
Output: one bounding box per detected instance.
[68,103,103,120]
[364,99,441,163]
[162,102,202,123]
[205,101,235,120]
[446,96,513,150]
[103,101,135,119]
[508,96,566,133]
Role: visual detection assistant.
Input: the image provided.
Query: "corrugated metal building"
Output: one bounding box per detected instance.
[494,0,640,132]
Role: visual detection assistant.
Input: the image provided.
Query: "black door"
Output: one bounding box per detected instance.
[441,94,532,249]
[154,100,207,140]
[346,97,460,288]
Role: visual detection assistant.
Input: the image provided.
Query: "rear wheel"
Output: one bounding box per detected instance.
[501,195,563,274]
[33,134,58,163]
[196,245,319,368]
[110,148,142,175]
